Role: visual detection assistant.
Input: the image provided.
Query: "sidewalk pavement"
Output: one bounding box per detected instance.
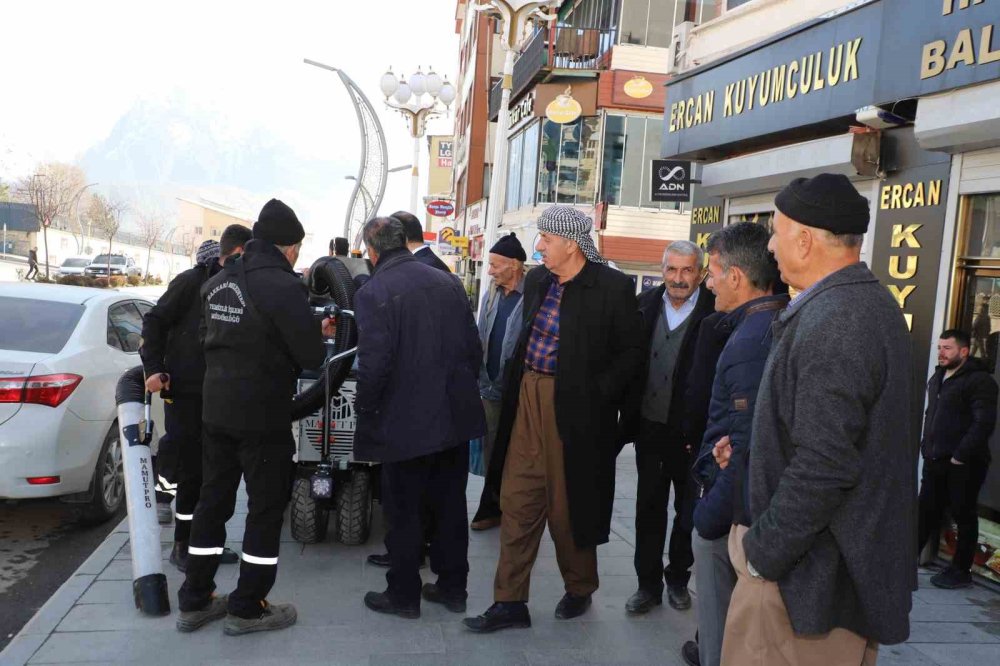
[3,447,999,665]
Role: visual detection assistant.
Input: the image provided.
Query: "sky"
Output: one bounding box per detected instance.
[0,0,462,261]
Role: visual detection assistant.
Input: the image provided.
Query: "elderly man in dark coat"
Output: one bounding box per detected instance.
[463,206,643,633]
[721,174,915,665]
[353,217,486,619]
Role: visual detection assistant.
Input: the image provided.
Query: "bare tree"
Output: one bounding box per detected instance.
[87,193,128,277]
[136,207,167,283]
[15,163,91,277]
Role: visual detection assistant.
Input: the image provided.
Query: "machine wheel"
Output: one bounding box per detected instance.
[334,468,374,546]
[290,477,329,544]
[82,423,125,524]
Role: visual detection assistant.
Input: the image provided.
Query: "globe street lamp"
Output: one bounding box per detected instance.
[379,66,456,213]
[472,0,560,313]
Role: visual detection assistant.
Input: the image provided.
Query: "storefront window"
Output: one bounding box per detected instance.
[504,122,540,212]
[537,117,600,206]
[964,194,1000,257]
[600,114,677,210]
[618,0,720,47]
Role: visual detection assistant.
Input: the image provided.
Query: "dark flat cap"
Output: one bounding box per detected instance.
[253,199,305,246]
[775,173,870,235]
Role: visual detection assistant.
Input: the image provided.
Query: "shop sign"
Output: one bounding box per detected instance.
[544,87,583,124]
[438,226,457,244]
[641,275,664,291]
[437,140,453,168]
[869,129,951,440]
[651,160,692,202]
[664,0,1000,160]
[427,200,455,218]
[509,92,536,127]
[688,191,726,267]
[450,236,470,249]
[623,75,654,99]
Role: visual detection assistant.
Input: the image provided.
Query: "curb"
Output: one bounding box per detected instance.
[0,518,129,666]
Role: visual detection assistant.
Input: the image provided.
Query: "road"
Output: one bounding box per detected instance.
[0,497,124,651]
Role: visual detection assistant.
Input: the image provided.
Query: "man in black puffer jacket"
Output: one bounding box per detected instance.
[140,225,251,567]
[918,329,998,589]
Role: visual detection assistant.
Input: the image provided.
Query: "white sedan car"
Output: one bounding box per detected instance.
[0,283,162,522]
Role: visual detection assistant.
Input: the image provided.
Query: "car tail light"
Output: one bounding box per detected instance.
[27,476,61,485]
[0,374,82,407]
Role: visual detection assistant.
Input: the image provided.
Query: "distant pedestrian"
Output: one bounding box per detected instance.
[354,216,485,619]
[620,240,715,615]
[26,247,38,280]
[721,174,914,665]
[330,237,350,257]
[685,223,787,666]
[464,206,642,633]
[918,329,997,589]
[470,233,527,531]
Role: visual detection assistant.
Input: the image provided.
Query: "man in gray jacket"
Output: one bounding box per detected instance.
[470,233,526,530]
[721,174,915,665]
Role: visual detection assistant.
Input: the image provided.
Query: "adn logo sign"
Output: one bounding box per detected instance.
[651,160,692,202]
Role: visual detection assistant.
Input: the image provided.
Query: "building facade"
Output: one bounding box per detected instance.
[175,197,256,256]
[664,0,1000,583]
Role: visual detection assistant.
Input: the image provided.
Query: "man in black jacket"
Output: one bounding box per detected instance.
[354,217,485,619]
[621,241,716,614]
[464,206,642,633]
[141,226,250,570]
[393,210,451,273]
[918,329,998,589]
[26,247,38,280]
[177,199,334,636]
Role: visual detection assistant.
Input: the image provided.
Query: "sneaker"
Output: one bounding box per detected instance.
[930,567,973,589]
[223,601,297,636]
[463,602,531,633]
[176,594,228,633]
[421,583,467,613]
[364,591,420,619]
[157,503,173,525]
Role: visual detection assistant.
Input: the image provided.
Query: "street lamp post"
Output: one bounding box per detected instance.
[472,0,560,312]
[379,67,457,213]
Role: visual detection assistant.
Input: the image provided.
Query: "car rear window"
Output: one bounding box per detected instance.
[62,258,90,268]
[0,296,85,354]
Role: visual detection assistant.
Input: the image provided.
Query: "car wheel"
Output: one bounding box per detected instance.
[82,423,125,524]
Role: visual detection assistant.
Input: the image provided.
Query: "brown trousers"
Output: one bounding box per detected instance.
[494,371,599,602]
[721,525,879,666]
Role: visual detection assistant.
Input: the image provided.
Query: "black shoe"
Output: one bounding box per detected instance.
[625,588,662,614]
[681,640,700,666]
[463,602,531,633]
[364,591,420,619]
[366,552,426,569]
[421,583,467,613]
[931,567,973,589]
[554,593,592,620]
[667,584,692,611]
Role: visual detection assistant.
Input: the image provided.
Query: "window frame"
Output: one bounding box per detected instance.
[599,111,678,211]
[107,301,145,354]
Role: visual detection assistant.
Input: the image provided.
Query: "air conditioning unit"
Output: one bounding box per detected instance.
[668,22,695,74]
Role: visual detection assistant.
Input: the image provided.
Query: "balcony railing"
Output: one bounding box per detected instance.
[488,25,616,120]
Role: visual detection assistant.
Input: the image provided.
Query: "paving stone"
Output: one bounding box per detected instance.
[912,641,1000,664]
[905,620,1000,643]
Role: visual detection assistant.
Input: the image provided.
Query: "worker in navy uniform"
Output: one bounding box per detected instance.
[140,226,251,572]
[176,199,334,635]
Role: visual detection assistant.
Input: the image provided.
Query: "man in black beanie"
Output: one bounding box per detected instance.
[177,199,335,636]
[721,174,914,664]
[470,232,527,531]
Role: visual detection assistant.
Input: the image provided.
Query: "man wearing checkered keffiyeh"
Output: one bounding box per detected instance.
[464,206,643,633]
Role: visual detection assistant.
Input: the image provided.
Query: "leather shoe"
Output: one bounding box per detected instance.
[463,602,531,633]
[667,584,692,611]
[681,640,700,666]
[421,583,467,613]
[363,591,420,619]
[470,516,501,531]
[625,588,662,614]
[930,567,973,589]
[554,593,591,620]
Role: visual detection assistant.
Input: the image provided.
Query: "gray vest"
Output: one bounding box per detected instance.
[641,308,690,424]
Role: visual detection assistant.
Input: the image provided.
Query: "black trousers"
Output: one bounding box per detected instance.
[165,396,204,543]
[178,424,294,618]
[382,444,470,605]
[25,263,38,280]
[634,418,693,592]
[918,457,989,572]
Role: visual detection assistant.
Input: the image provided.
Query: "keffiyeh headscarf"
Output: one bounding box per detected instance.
[536,206,607,265]
[196,240,221,266]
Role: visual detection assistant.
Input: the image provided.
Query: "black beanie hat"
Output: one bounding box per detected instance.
[253,199,305,246]
[774,173,870,235]
[489,232,526,262]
